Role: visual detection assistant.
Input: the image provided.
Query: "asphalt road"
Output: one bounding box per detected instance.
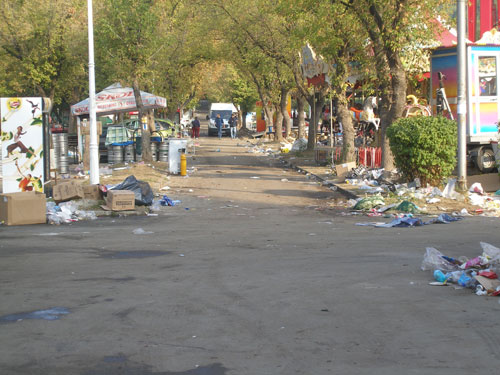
[1,128,500,375]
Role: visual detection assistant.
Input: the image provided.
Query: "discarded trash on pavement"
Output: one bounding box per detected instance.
[421,242,500,296]
[109,175,154,206]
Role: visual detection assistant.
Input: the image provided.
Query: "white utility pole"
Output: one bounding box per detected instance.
[88,0,99,184]
[457,0,467,190]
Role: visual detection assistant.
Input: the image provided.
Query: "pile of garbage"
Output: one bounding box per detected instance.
[421,242,500,296]
[344,164,500,216]
[47,200,98,225]
[280,138,308,153]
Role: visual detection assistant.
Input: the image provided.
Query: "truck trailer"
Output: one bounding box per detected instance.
[431,44,499,172]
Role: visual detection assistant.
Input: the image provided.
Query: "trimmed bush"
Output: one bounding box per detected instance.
[386,116,457,186]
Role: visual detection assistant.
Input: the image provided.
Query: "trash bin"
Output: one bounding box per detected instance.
[168,139,187,174]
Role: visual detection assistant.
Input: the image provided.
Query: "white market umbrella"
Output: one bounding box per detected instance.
[71,83,167,116]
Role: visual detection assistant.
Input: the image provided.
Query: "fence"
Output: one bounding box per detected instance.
[316,146,382,168]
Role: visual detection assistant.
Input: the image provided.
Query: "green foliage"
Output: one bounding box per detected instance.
[386,116,457,186]
[229,78,259,112]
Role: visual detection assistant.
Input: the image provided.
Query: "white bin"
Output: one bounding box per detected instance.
[168,139,187,174]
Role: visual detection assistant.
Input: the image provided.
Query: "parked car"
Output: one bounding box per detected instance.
[122,118,179,139]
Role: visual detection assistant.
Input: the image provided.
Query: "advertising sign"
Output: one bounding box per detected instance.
[1,97,44,193]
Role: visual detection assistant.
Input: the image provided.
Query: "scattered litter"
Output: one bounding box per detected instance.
[47,200,98,225]
[442,178,460,199]
[357,213,463,228]
[291,138,308,152]
[353,196,385,210]
[395,200,420,213]
[110,175,154,206]
[133,228,153,235]
[469,182,484,195]
[160,186,171,191]
[158,195,180,206]
[426,197,441,204]
[250,176,260,179]
[422,242,500,296]
[281,178,289,182]
[0,307,70,323]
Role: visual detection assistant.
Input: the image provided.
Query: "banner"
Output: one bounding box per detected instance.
[1,97,44,193]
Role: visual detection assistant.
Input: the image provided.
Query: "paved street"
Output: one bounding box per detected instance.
[1,132,500,374]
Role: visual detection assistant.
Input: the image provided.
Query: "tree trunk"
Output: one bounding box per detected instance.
[274,104,284,142]
[307,93,325,151]
[297,94,306,139]
[337,101,356,163]
[280,88,291,138]
[133,78,152,162]
[241,111,247,129]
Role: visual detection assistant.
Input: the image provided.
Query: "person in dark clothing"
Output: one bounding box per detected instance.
[229,113,238,139]
[215,114,223,139]
[191,117,200,138]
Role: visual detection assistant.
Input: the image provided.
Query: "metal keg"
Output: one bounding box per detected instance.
[59,155,69,174]
[158,141,169,162]
[52,133,68,157]
[124,144,134,163]
[150,142,158,162]
[107,146,114,164]
[112,145,124,164]
[52,133,69,172]
[135,153,142,162]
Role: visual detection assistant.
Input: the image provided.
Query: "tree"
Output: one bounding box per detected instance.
[229,77,259,129]
[96,0,172,162]
[335,0,453,169]
[0,0,87,108]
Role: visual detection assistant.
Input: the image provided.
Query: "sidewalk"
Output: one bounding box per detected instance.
[278,153,361,200]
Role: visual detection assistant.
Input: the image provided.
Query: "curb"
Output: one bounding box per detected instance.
[280,159,359,200]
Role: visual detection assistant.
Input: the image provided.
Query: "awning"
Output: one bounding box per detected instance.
[71,83,167,116]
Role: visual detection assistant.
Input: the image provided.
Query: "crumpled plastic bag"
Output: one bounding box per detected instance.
[442,178,460,199]
[291,138,308,152]
[469,182,484,195]
[353,196,385,210]
[395,200,420,213]
[110,175,153,206]
[421,247,460,272]
[481,242,500,263]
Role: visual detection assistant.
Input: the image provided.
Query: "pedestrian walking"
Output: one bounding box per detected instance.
[191,116,200,138]
[229,113,238,139]
[215,113,223,139]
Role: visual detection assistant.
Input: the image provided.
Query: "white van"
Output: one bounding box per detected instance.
[208,103,238,136]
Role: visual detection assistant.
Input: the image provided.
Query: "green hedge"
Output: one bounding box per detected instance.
[386,116,457,186]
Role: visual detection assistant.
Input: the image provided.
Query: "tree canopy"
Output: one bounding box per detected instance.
[0,0,454,167]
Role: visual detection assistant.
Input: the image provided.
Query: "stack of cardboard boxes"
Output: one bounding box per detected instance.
[0,180,136,226]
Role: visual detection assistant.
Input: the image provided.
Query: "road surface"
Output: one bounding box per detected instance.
[1,127,500,374]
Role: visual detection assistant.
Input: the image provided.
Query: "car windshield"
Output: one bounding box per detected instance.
[211,111,232,120]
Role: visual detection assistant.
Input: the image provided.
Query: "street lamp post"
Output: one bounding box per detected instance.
[457,0,467,190]
[87,0,99,185]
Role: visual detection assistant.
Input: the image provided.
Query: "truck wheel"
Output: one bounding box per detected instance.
[476,146,496,173]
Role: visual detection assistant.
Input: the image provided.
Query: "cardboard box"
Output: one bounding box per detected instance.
[336,161,357,179]
[81,184,102,200]
[53,181,84,203]
[105,190,135,211]
[0,192,47,226]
